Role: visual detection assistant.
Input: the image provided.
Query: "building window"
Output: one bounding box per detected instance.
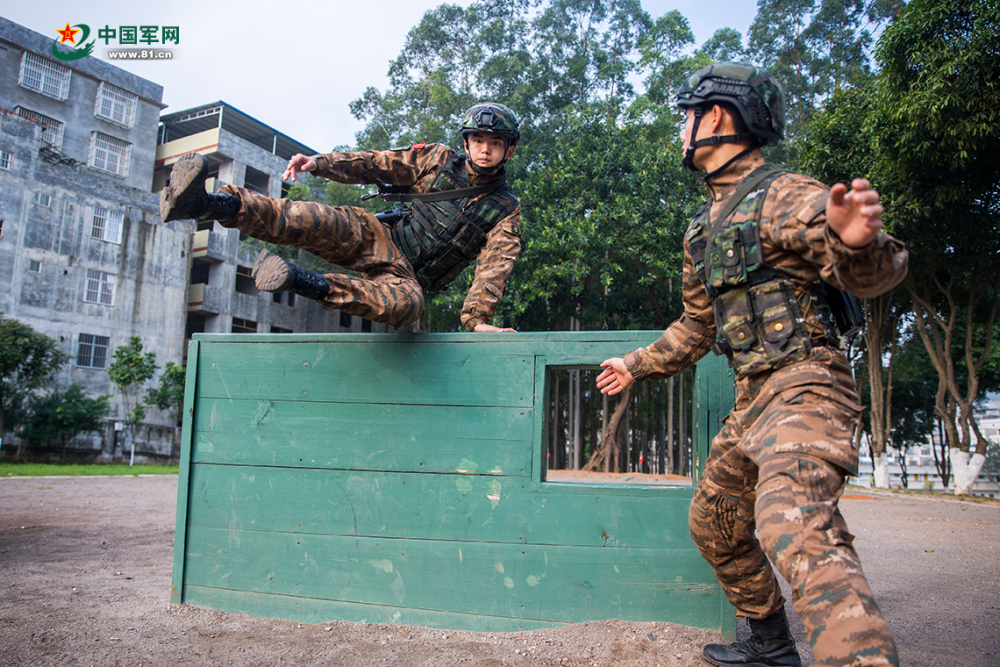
[270,326,292,334]
[287,292,296,307]
[0,150,12,170]
[77,333,110,369]
[231,317,257,333]
[339,312,352,329]
[37,193,51,207]
[14,107,65,149]
[89,132,132,177]
[361,319,372,333]
[94,81,138,129]
[18,52,71,100]
[91,206,124,244]
[234,265,258,295]
[272,292,282,304]
[83,269,115,305]
[28,260,41,273]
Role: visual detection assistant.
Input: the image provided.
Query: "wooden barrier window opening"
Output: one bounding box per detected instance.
[542,365,693,486]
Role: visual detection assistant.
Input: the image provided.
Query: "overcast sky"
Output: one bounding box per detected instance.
[2,1,758,153]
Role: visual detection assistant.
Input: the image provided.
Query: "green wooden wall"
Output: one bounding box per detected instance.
[173,331,736,636]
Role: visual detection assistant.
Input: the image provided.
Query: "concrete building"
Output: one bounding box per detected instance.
[153,102,400,343]
[0,17,188,460]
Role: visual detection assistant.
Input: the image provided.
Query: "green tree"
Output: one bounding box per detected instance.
[107,336,157,464]
[872,0,1000,494]
[21,383,110,461]
[0,313,68,455]
[145,362,187,423]
[747,0,896,163]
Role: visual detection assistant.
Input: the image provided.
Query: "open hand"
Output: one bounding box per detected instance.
[282,154,318,183]
[827,178,883,248]
[596,358,634,395]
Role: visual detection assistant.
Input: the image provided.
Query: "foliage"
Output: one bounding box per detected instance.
[871,0,1000,457]
[20,384,110,460]
[107,336,157,441]
[145,362,187,423]
[748,0,897,162]
[0,313,69,437]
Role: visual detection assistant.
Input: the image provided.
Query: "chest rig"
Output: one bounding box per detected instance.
[688,165,843,378]
[388,156,519,293]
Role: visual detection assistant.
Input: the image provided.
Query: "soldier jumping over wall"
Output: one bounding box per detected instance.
[597,63,907,667]
[159,103,523,331]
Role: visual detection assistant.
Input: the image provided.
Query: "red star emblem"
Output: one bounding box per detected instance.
[55,22,80,45]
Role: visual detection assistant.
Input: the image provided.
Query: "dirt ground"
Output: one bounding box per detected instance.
[1,476,998,667]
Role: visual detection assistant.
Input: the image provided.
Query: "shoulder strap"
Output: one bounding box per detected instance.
[707,165,786,239]
[375,175,507,203]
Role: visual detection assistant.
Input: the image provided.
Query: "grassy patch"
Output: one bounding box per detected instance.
[0,462,179,477]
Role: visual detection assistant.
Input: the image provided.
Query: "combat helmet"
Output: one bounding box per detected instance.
[676,62,785,171]
[460,102,520,146]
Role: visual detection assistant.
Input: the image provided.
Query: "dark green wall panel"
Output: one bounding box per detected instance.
[174,332,736,636]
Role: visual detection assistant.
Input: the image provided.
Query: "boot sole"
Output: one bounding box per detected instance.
[252,250,293,292]
[160,153,209,222]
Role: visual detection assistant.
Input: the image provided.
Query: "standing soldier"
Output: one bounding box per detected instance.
[159,103,523,331]
[597,63,906,667]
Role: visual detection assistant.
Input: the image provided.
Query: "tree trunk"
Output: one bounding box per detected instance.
[873,452,889,488]
[584,386,632,473]
[907,272,997,495]
[863,294,898,488]
[952,449,986,495]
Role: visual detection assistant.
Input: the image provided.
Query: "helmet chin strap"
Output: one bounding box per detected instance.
[682,106,758,173]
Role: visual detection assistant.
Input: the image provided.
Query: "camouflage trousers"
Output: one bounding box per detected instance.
[219,185,424,327]
[689,348,899,667]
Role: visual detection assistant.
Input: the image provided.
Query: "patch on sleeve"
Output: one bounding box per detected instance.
[795,192,829,224]
[389,141,428,151]
[510,220,522,237]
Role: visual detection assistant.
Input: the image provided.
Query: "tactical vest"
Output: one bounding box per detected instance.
[688,165,842,378]
[391,156,519,293]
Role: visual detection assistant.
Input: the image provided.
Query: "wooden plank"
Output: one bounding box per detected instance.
[183,585,564,632]
[172,340,200,604]
[190,400,533,475]
[692,353,734,483]
[181,528,723,628]
[184,464,697,548]
[195,342,535,408]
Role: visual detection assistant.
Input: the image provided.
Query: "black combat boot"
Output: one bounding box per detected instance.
[160,152,240,222]
[702,608,802,667]
[252,250,330,301]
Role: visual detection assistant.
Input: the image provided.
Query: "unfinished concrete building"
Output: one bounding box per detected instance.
[154,102,400,341]
[0,17,187,459]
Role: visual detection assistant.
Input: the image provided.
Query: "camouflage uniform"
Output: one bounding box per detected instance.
[624,152,907,667]
[217,142,521,329]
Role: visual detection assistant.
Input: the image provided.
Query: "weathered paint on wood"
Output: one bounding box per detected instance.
[174,331,737,635]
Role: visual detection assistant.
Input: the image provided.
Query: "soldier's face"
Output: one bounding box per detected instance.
[465,133,514,169]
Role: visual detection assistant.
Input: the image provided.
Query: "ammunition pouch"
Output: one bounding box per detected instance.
[691,165,861,377]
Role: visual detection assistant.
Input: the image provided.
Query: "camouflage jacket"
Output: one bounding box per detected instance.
[624,152,908,397]
[312,143,522,331]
